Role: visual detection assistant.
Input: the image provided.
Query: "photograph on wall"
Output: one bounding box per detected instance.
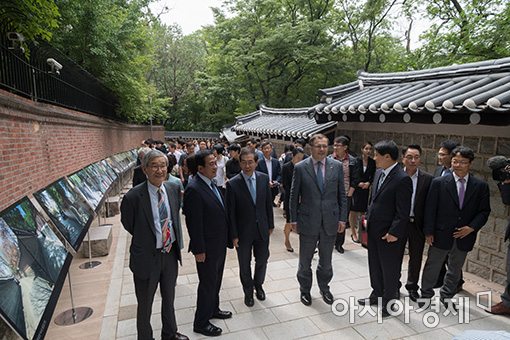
[67,170,103,210]
[105,156,123,175]
[83,164,109,194]
[0,198,71,340]
[34,179,93,251]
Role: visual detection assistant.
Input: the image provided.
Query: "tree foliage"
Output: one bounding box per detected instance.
[2,0,510,130]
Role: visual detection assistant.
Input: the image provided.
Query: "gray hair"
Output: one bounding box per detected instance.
[142,149,168,168]
[138,147,152,159]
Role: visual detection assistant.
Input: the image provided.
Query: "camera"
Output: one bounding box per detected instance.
[46,58,63,75]
[487,155,510,182]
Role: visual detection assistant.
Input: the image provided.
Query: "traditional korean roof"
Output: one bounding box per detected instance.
[232,105,337,139]
[314,58,510,125]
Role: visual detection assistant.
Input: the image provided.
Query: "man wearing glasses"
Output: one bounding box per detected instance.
[420,146,491,310]
[289,134,348,306]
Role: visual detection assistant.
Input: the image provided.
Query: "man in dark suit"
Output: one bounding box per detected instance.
[226,148,274,307]
[121,149,188,340]
[420,146,491,309]
[401,145,433,302]
[183,150,233,337]
[432,139,464,291]
[290,134,348,306]
[256,140,281,206]
[329,136,361,253]
[358,140,412,318]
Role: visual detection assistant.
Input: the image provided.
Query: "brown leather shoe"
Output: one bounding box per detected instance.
[486,302,510,315]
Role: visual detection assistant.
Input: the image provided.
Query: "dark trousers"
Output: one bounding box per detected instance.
[133,249,178,340]
[194,245,227,328]
[502,241,510,307]
[335,197,351,248]
[297,228,336,293]
[405,220,425,292]
[367,230,406,305]
[236,235,270,295]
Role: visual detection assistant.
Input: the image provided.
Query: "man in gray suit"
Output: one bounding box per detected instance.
[121,149,188,340]
[290,133,348,306]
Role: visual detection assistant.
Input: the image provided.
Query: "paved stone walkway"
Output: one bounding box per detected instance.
[45,190,510,340]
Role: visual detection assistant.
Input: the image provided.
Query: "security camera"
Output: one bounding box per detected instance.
[47,58,63,75]
[7,32,24,42]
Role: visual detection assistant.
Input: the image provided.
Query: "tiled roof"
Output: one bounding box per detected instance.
[315,58,510,125]
[232,105,337,139]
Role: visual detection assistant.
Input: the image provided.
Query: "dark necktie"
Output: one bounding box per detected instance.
[316,161,324,192]
[458,177,466,208]
[158,188,172,253]
[210,181,224,206]
[377,172,386,192]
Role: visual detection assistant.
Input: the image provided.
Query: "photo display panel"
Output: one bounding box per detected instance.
[0,198,71,340]
[67,169,103,210]
[34,178,94,251]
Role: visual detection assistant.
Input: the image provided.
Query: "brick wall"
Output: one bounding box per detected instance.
[0,89,164,211]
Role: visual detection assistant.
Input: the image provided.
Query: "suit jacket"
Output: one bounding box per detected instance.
[225,171,274,241]
[423,173,491,251]
[329,153,362,189]
[412,170,434,230]
[120,181,184,280]
[289,157,348,236]
[499,182,510,241]
[132,165,146,187]
[367,164,412,239]
[183,175,232,255]
[256,157,281,183]
[360,157,376,184]
[433,165,451,177]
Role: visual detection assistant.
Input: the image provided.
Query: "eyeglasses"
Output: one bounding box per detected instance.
[333,144,346,148]
[149,165,167,171]
[404,155,421,161]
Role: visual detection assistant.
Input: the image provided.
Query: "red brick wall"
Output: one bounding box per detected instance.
[0,89,164,211]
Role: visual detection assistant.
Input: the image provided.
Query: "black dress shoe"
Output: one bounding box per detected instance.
[335,245,344,254]
[255,286,266,301]
[381,302,398,318]
[320,290,334,305]
[244,294,254,307]
[170,332,189,340]
[193,323,222,337]
[358,297,378,306]
[211,310,232,319]
[300,292,312,306]
[417,297,431,309]
[440,297,458,312]
[408,290,420,302]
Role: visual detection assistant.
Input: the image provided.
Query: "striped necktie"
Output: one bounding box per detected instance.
[158,188,172,253]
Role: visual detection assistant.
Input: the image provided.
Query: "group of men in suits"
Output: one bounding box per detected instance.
[120,135,497,339]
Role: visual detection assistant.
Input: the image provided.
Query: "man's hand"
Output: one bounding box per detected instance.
[338,221,346,233]
[382,233,398,242]
[425,235,434,246]
[453,226,474,239]
[194,253,206,262]
[233,238,239,248]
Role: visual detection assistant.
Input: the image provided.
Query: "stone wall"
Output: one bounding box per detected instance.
[335,121,510,285]
[0,89,164,211]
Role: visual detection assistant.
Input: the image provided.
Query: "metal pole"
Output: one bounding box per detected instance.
[67,272,77,323]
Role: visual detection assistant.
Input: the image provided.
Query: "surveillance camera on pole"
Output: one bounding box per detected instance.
[47,58,63,75]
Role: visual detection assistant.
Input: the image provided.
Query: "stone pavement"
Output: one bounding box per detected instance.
[45,195,510,340]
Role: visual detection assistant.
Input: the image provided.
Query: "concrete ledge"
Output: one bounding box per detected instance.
[82,225,113,257]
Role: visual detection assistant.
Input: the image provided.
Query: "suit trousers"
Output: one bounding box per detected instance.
[236,235,270,295]
[194,245,227,328]
[501,241,510,307]
[133,248,178,340]
[405,220,425,292]
[367,230,406,305]
[420,240,468,299]
[297,228,336,293]
[335,198,351,248]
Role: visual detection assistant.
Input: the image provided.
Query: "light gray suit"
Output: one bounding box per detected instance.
[289,157,348,293]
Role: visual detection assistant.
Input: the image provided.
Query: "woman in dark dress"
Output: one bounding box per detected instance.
[350,142,376,242]
[281,147,305,252]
